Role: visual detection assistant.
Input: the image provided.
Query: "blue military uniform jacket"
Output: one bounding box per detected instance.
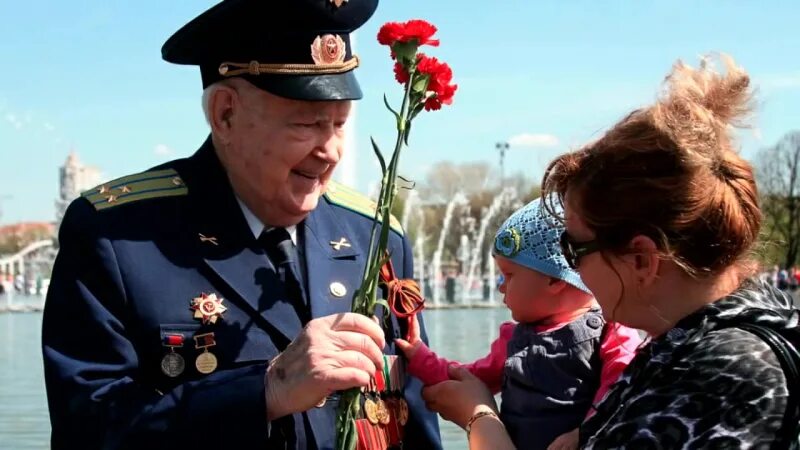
[42,137,442,450]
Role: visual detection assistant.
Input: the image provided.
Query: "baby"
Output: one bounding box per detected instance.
[397,197,641,450]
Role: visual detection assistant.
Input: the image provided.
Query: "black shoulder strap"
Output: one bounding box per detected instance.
[720,322,800,449]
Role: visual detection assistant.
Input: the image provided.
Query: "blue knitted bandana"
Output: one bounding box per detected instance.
[493,196,590,294]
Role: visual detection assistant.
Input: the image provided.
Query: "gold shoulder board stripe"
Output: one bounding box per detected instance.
[81,168,188,211]
[324,181,403,236]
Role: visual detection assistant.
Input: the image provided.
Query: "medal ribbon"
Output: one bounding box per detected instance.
[194,332,216,349]
[382,355,392,393]
[374,366,386,392]
[163,334,184,347]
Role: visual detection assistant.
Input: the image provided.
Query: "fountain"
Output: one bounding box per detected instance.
[401,185,528,308]
[463,187,519,305]
[487,249,497,305]
[401,190,419,233]
[430,192,468,306]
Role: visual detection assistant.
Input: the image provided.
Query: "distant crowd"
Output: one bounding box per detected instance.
[760,265,800,293]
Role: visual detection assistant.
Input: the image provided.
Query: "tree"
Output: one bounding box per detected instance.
[755,131,800,268]
[418,161,493,202]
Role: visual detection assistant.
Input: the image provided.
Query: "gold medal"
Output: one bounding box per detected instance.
[193,332,218,374]
[376,398,390,425]
[364,398,379,425]
[195,351,218,374]
[160,352,185,377]
[397,398,409,426]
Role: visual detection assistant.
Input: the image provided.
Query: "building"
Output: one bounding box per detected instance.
[55,151,102,230]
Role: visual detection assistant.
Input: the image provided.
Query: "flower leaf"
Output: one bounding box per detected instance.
[375,298,390,311]
[383,94,401,121]
[371,137,387,176]
[397,175,416,190]
[403,120,412,146]
[412,76,429,94]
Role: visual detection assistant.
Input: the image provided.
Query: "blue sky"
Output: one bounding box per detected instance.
[1,0,799,223]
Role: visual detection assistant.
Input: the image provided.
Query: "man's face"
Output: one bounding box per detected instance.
[220,81,352,226]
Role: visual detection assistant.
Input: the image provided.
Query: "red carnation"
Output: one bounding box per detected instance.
[377,19,440,48]
[416,54,458,110]
[393,62,410,84]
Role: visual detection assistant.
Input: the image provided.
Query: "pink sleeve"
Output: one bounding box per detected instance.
[406,321,515,394]
[588,323,642,415]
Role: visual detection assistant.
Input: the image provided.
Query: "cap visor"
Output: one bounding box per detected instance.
[247,71,363,101]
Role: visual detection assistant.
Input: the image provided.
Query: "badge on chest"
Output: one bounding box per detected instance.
[158,292,228,378]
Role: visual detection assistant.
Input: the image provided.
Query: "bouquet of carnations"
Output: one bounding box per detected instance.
[335,18,457,450]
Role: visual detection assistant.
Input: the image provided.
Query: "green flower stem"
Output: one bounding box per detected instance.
[336,65,419,450]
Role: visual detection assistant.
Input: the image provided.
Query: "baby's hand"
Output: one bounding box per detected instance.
[547,428,579,450]
[394,314,423,358]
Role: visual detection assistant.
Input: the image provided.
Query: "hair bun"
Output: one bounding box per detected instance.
[652,54,753,160]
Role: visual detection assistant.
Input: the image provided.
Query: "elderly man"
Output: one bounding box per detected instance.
[41,1,442,449]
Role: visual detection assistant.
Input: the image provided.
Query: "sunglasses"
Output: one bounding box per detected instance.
[560,231,604,269]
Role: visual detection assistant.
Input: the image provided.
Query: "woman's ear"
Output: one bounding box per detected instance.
[625,235,660,287]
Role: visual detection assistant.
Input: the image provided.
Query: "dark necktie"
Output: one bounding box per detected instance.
[258,227,309,322]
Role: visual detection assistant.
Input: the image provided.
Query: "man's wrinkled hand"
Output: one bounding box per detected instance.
[265,313,385,420]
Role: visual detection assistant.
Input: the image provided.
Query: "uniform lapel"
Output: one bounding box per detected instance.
[181,137,303,345]
[302,196,364,319]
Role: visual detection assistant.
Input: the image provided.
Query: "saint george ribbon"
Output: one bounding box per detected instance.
[379,258,425,341]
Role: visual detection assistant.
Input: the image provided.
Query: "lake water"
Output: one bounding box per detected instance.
[0,297,510,450]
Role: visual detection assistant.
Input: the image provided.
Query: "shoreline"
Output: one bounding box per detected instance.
[426,302,503,310]
[0,304,44,314]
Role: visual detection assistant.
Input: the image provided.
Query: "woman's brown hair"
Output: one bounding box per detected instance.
[542,54,760,277]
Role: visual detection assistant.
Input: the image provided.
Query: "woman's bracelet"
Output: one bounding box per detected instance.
[465,410,502,437]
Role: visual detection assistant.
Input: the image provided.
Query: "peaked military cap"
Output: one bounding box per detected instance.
[162,0,379,101]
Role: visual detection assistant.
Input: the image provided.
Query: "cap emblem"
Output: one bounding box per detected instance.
[311,34,346,66]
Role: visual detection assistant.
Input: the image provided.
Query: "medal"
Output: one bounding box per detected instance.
[160,333,185,377]
[161,352,185,377]
[397,398,409,426]
[364,397,380,425]
[375,397,391,425]
[190,293,227,325]
[193,332,219,374]
[195,351,218,374]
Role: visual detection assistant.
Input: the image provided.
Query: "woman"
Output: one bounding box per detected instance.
[423,55,798,449]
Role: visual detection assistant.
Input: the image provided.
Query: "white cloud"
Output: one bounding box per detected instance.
[760,73,800,91]
[154,144,174,156]
[5,113,22,130]
[508,133,560,148]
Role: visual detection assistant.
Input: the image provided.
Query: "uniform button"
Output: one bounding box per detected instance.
[587,315,603,329]
[330,282,347,298]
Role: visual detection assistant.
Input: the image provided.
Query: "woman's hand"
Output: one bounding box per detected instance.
[422,365,498,429]
[547,428,580,450]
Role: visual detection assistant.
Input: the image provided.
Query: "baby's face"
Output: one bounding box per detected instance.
[495,256,559,323]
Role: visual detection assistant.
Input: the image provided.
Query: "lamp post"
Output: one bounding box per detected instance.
[495,142,510,187]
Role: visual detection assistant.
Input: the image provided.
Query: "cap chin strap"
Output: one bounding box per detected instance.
[218,56,359,77]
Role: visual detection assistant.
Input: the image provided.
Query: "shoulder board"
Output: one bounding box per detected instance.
[81,168,188,211]
[324,181,403,236]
